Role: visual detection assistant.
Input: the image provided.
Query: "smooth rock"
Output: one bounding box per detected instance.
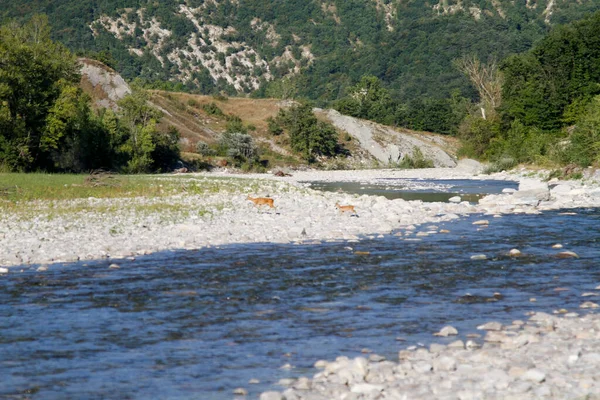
[477,321,503,331]
[0,267,9,274]
[470,254,487,260]
[260,392,284,400]
[508,248,521,256]
[233,387,248,396]
[580,301,600,309]
[434,326,458,337]
[472,220,489,225]
[448,196,461,203]
[522,369,546,383]
[556,251,579,258]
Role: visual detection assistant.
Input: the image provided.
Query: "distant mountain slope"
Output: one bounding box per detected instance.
[29,0,599,103]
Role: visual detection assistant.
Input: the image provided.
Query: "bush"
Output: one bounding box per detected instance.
[195,141,215,156]
[218,131,258,166]
[202,102,224,116]
[396,147,434,169]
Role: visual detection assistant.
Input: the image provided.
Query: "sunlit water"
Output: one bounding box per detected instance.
[305,178,518,202]
[2,207,600,398]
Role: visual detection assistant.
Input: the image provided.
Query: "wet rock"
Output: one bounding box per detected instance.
[552,243,563,249]
[429,343,447,353]
[108,263,120,269]
[0,267,8,274]
[249,379,260,384]
[260,392,284,400]
[477,321,503,331]
[470,254,487,260]
[556,251,579,258]
[233,387,248,395]
[434,326,458,337]
[509,248,522,256]
[580,301,599,309]
[293,377,312,390]
[449,196,461,203]
[368,354,386,362]
[472,220,489,225]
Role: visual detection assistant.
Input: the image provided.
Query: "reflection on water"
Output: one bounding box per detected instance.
[1,209,599,399]
[305,178,518,202]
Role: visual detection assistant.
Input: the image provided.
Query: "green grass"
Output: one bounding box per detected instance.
[0,172,295,218]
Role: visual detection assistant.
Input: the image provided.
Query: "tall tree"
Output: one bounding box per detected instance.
[0,15,83,171]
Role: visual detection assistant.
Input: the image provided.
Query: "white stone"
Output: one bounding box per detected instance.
[434,326,458,337]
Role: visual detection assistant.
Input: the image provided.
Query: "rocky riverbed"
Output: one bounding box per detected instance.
[1,164,600,269]
[259,310,600,400]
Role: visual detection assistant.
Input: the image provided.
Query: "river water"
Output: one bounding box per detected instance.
[2,195,600,399]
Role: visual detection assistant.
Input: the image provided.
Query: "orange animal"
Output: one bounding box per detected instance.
[335,202,356,214]
[247,195,275,208]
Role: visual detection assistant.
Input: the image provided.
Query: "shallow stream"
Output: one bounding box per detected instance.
[2,207,600,399]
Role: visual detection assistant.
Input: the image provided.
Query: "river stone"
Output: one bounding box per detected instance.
[557,251,579,258]
[508,248,522,256]
[260,392,284,400]
[477,321,503,331]
[0,267,8,274]
[249,379,260,384]
[448,340,465,349]
[522,369,546,383]
[580,301,599,309]
[470,254,487,260]
[233,387,248,395]
[484,331,508,343]
[350,383,384,395]
[472,220,489,225]
[449,196,461,203]
[433,356,457,371]
[429,343,447,353]
[368,354,386,362]
[293,377,312,390]
[314,360,328,369]
[434,326,458,337]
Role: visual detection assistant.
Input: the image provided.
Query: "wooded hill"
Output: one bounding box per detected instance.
[3,0,599,104]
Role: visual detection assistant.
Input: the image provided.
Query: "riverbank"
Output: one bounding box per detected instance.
[259,310,600,400]
[1,165,600,268]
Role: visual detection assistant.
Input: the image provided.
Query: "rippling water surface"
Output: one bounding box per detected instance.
[2,209,600,399]
[305,178,518,202]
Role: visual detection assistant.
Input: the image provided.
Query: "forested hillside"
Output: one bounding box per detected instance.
[2,0,599,103]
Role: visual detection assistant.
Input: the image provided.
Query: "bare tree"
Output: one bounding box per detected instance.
[454,55,503,119]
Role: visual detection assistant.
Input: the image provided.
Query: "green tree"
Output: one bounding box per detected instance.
[116,89,162,173]
[277,103,337,161]
[0,15,83,171]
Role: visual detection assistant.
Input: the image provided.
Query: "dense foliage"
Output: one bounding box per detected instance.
[0,17,180,173]
[273,103,338,162]
[459,11,600,168]
[3,0,599,107]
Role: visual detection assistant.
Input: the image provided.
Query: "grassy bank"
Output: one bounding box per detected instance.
[0,172,292,218]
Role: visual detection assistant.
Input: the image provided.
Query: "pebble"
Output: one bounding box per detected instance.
[108,263,120,269]
[470,254,487,260]
[472,220,489,225]
[0,267,8,274]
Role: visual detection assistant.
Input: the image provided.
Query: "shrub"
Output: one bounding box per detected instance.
[202,102,224,116]
[218,132,257,166]
[396,147,434,169]
[195,141,215,156]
